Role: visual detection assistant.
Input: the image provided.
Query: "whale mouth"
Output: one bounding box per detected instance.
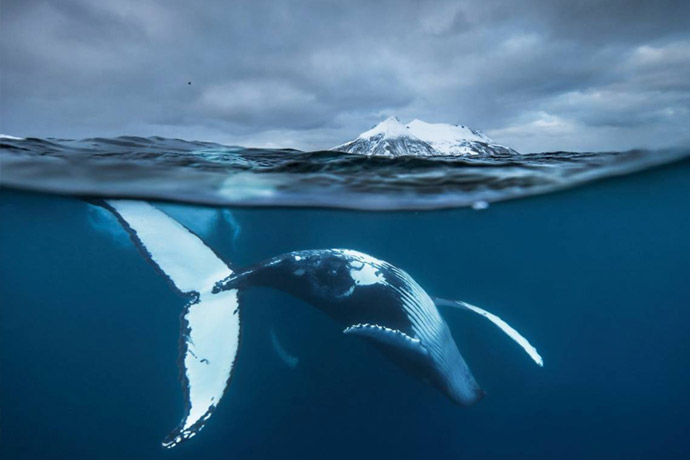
[447,385,486,406]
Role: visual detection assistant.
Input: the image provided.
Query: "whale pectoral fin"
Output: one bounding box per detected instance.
[433,297,543,367]
[343,323,429,357]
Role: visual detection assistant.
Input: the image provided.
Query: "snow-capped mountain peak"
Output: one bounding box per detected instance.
[331,116,435,157]
[358,116,411,140]
[332,117,518,157]
[406,119,491,148]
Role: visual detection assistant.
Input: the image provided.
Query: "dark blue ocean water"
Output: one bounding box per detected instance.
[1,154,689,459]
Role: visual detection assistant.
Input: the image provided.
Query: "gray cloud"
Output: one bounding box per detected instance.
[1,0,689,152]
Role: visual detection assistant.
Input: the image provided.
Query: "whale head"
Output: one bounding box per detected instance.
[420,325,486,406]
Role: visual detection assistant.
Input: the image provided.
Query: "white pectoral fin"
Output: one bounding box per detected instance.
[434,297,543,367]
[101,200,240,448]
[343,323,429,357]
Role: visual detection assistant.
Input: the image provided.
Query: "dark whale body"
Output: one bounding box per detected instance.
[97,199,541,448]
[219,249,484,406]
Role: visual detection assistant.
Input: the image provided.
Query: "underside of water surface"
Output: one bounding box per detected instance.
[2,135,688,210]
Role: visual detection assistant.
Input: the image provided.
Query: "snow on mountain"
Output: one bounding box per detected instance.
[406,119,493,155]
[358,115,412,139]
[331,116,518,157]
[331,117,436,157]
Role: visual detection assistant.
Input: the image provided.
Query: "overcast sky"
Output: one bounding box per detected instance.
[2,0,689,152]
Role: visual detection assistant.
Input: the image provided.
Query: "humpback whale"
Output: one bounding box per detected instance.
[98,199,543,448]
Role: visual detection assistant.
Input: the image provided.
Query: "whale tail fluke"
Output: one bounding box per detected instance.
[433,297,543,367]
[100,200,241,448]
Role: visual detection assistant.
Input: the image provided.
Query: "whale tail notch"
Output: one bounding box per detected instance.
[100,200,241,448]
